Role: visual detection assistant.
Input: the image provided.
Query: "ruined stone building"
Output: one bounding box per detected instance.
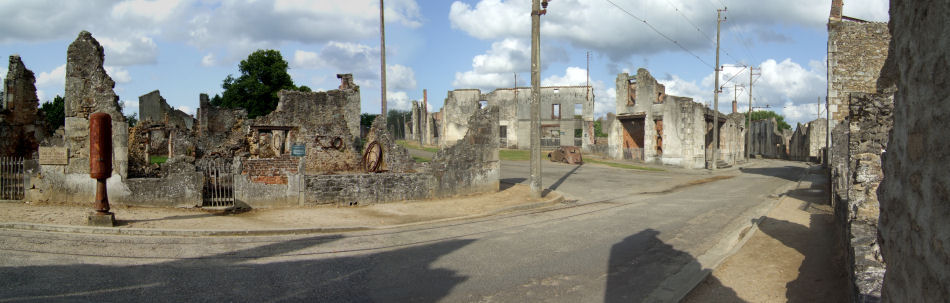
[748,118,791,159]
[408,89,441,146]
[17,31,500,209]
[825,0,894,301]
[788,118,827,162]
[439,85,595,150]
[139,90,196,130]
[1,55,47,157]
[607,68,745,169]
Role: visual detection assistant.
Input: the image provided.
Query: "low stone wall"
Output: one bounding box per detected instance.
[304,173,433,205]
[124,172,202,208]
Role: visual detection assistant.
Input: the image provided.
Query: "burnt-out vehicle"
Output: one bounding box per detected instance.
[548,146,583,164]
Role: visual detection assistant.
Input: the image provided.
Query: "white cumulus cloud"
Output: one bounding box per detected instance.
[36,64,66,88]
[104,65,132,83]
[98,35,159,66]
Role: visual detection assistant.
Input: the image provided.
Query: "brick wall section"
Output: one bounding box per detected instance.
[242,155,299,184]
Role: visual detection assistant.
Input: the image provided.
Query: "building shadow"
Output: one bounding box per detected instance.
[605,229,742,303]
[738,165,805,182]
[499,177,526,190]
[0,234,475,302]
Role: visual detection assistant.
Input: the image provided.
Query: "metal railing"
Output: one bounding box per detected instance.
[541,138,561,148]
[0,157,24,200]
[202,162,234,208]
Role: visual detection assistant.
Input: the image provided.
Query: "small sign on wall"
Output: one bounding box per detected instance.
[291,144,306,157]
[38,147,68,165]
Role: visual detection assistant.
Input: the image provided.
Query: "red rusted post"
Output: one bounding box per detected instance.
[89,112,113,214]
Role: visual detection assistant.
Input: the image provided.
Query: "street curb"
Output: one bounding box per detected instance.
[645,163,814,303]
[0,191,565,237]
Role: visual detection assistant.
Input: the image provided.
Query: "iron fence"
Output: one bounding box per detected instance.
[202,162,234,208]
[0,157,24,200]
[541,138,561,148]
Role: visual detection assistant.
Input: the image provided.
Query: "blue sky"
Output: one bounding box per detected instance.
[0,0,888,126]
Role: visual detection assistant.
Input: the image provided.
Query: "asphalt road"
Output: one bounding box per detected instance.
[0,159,806,302]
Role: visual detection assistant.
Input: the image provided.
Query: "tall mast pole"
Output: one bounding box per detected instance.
[380,0,387,120]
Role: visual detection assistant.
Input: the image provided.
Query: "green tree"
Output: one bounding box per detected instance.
[593,119,608,137]
[218,49,296,118]
[749,110,791,131]
[39,95,65,134]
[297,85,312,92]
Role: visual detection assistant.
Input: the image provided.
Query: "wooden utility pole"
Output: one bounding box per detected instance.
[529,0,548,198]
[380,0,387,120]
[712,8,725,170]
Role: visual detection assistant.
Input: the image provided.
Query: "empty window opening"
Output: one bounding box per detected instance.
[552,104,561,119]
[574,104,583,119]
[627,80,637,106]
[478,100,488,109]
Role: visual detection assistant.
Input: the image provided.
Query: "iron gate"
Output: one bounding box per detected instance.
[0,157,24,200]
[202,163,234,207]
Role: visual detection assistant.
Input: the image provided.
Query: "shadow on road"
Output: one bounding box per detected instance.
[606,229,742,303]
[548,164,582,191]
[0,234,475,302]
[739,165,805,182]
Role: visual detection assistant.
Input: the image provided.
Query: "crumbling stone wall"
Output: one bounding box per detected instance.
[749,118,788,159]
[254,90,361,174]
[365,115,415,173]
[878,0,950,301]
[441,89,481,147]
[789,118,828,162]
[138,90,195,130]
[63,31,128,179]
[195,93,248,162]
[718,113,746,165]
[0,55,46,157]
[336,74,361,142]
[303,106,499,205]
[830,92,894,302]
[428,106,500,196]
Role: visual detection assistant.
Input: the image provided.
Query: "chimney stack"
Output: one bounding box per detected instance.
[830,0,843,21]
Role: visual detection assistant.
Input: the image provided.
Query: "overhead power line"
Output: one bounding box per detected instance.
[603,0,714,69]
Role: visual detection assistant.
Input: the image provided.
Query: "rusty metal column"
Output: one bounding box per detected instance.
[88,112,115,226]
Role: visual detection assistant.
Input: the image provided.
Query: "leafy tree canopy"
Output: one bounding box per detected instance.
[593,119,608,137]
[39,95,65,134]
[216,49,297,118]
[749,110,791,131]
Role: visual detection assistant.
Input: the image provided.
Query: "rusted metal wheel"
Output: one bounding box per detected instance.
[362,140,382,172]
[332,136,344,150]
